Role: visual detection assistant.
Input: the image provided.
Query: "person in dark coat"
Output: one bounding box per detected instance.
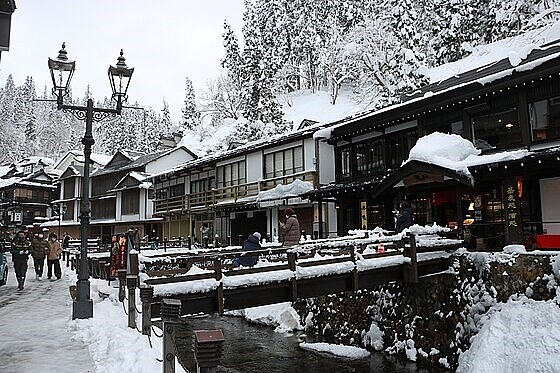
[280,208,300,247]
[234,232,261,267]
[11,231,31,290]
[395,201,414,233]
[62,232,71,250]
[31,233,48,279]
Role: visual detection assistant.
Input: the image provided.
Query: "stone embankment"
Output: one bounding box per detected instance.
[294,251,559,370]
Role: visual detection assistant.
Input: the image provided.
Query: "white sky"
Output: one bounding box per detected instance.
[0,0,244,122]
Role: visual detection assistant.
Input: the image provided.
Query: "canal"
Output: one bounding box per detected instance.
[175,315,445,372]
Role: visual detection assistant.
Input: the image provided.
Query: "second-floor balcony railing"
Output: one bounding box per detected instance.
[154,170,316,214]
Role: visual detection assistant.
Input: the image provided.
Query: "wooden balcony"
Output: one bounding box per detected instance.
[154,171,317,214]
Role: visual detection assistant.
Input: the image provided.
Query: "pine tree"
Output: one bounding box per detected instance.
[181,76,200,131]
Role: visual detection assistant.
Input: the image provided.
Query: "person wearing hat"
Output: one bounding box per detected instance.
[234,232,261,267]
[280,208,300,247]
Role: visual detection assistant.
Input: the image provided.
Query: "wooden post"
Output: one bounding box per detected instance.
[288,252,298,301]
[128,252,139,276]
[214,259,224,314]
[139,285,153,336]
[117,269,127,302]
[161,299,181,373]
[194,329,224,373]
[403,233,418,283]
[126,275,137,329]
[91,258,99,278]
[349,247,359,291]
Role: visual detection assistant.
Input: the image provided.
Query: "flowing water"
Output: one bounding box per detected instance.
[175,315,446,373]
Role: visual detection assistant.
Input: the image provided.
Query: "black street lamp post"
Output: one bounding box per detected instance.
[48,43,134,319]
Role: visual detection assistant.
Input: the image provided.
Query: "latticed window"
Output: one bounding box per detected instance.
[264,146,303,180]
[121,189,140,215]
[216,161,246,189]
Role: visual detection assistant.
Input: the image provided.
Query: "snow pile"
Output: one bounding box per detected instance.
[69,280,186,373]
[406,132,531,177]
[406,132,479,177]
[503,244,527,254]
[280,88,361,130]
[406,223,451,235]
[256,178,314,202]
[299,342,370,359]
[457,298,560,373]
[222,269,294,289]
[230,302,303,333]
[362,321,384,351]
[152,277,219,297]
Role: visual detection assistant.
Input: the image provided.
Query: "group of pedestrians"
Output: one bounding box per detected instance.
[9,230,63,291]
[234,208,302,268]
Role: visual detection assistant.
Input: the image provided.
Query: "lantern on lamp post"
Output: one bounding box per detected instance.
[48,43,134,319]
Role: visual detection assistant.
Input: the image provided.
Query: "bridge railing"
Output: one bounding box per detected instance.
[120,232,462,373]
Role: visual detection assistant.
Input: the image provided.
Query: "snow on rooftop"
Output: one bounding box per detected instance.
[405,132,531,180]
[280,88,363,130]
[428,20,560,84]
[0,165,11,178]
[256,179,314,202]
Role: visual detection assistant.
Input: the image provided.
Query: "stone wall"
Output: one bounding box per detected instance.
[293,252,559,370]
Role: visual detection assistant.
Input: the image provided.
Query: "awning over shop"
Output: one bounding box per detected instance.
[371,160,473,199]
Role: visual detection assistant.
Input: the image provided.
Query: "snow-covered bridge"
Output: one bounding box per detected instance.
[134,227,462,326]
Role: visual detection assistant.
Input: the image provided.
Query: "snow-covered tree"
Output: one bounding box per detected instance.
[181,76,200,131]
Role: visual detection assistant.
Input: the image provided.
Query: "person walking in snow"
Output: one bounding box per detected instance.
[62,232,71,250]
[46,233,62,280]
[280,208,300,247]
[234,232,261,267]
[201,223,211,248]
[11,230,31,290]
[31,233,48,279]
[395,201,414,233]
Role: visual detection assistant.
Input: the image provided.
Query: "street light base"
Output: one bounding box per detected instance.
[72,299,93,319]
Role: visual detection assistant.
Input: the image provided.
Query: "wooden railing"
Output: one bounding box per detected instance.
[154,170,317,214]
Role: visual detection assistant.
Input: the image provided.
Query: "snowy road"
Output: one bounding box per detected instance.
[0,254,95,373]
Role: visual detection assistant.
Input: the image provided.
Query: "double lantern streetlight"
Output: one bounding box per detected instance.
[48,43,134,319]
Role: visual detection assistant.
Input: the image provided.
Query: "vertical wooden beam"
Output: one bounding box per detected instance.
[318,199,323,239]
[126,275,137,329]
[214,259,224,315]
[402,233,418,283]
[288,252,298,301]
[350,246,359,291]
[117,269,127,302]
[161,298,181,373]
[455,185,463,238]
[139,285,153,336]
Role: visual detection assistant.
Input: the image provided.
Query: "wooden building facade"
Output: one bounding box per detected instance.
[308,40,560,250]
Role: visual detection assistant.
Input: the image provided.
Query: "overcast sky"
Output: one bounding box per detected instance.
[0,0,244,122]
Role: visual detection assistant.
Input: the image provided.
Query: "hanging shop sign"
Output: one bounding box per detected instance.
[109,234,127,278]
[503,179,522,243]
[403,172,443,187]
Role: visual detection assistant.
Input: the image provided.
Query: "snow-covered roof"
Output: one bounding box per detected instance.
[406,132,533,179]
[324,21,560,141]
[154,120,331,181]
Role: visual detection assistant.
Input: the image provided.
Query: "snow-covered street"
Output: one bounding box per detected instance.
[0,254,94,373]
